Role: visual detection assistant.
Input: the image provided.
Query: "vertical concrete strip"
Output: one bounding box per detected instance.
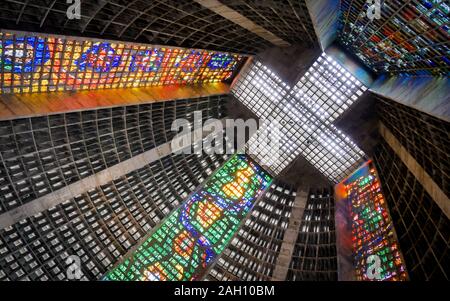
[0,146,163,229]
[0,121,225,229]
[194,0,290,47]
[271,187,308,280]
[379,122,450,219]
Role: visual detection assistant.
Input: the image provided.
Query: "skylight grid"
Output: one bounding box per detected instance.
[232,60,289,119]
[339,0,449,76]
[234,57,366,181]
[245,111,365,180]
[104,154,272,281]
[0,31,245,94]
[270,96,365,181]
[291,53,367,123]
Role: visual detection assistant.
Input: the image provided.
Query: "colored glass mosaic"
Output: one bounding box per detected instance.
[343,161,407,281]
[0,31,245,94]
[103,154,272,281]
[338,0,449,76]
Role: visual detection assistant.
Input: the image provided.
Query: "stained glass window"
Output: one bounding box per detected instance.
[0,31,245,94]
[103,154,272,281]
[343,161,407,281]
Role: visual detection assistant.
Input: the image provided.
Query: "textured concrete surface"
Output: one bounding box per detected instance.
[306,0,340,51]
[257,44,321,86]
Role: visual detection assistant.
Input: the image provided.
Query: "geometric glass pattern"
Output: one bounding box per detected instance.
[103,154,272,281]
[342,160,408,281]
[0,1,273,55]
[338,0,450,76]
[292,53,367,123]
[233,57,366,181]
[0,31,245,94]
[233,60,289,120]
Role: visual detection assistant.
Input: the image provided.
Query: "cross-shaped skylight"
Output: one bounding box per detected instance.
[233,53,367,182]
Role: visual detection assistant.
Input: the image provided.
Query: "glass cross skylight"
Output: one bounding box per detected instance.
[233,53,367,182]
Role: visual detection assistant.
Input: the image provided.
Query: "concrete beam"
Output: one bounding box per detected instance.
[0,121,225,229]
[371,76,450,122]
[194,0,290,47]
[379,123,450,219]
[271,187,308,280]
[306,0,340,51]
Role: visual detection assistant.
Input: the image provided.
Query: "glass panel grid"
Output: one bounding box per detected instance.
[0,151,229,281]
[0,31,245,94]
[232,60,289,119]
[207,181,296,281]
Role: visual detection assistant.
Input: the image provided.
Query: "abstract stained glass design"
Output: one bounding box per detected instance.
[0,31,245,94]
[343,161,407,281]
[338,0,449,76]
[104,154,272,281]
